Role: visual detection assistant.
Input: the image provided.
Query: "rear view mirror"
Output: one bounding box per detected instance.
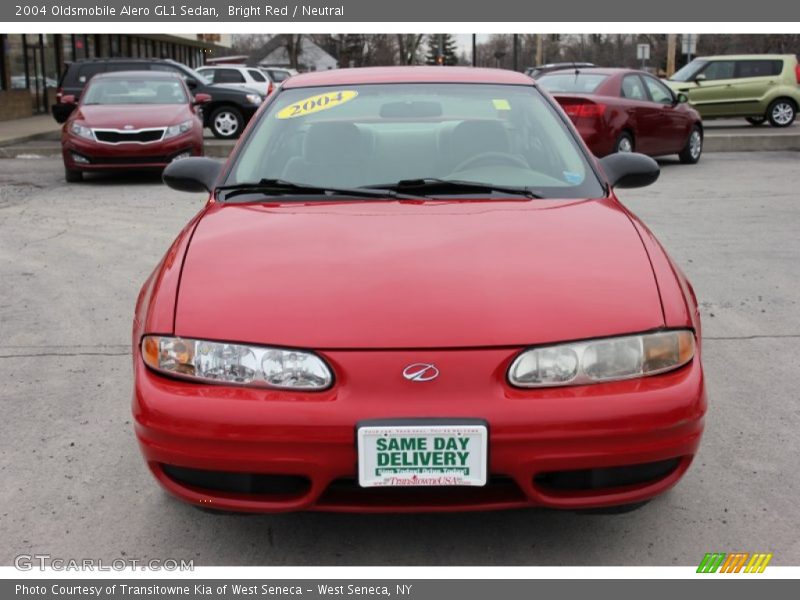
[694,73,706,83]
[676,92,689,103]
[599,152,660,189]
[163,157,224,193]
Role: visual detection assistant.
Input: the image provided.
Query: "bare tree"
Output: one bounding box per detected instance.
[396,34,425,65]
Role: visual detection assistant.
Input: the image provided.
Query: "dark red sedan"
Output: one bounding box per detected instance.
[538,68,704,163]
[61,71,206,182]
[134,67,705,514]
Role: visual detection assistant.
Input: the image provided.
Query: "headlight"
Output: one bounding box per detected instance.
[245,93,263,105]
[70,123,94,140]
[141,336,333,390]
[508,330,695,388]
[163,120,194,139]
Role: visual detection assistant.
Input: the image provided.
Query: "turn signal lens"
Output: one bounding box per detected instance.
[141,336,332,390]
[508,330,696,388]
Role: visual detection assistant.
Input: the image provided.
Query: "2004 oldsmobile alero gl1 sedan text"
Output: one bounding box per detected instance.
[133,67,706,514]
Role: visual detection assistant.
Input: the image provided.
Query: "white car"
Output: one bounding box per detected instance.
[259,67,296,85]
[196,66,274,96]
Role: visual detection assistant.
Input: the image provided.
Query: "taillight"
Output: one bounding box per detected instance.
[267,80,274,96]
[562,102,607,119]
[795,63,800,84]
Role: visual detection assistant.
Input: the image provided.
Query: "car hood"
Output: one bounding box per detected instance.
[174,198,664,349]
[73,104,191,128]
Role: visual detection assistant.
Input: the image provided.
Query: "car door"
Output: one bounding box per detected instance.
[246,68,272,95]
[642,75,690,154]
[729,59,784,114]
[620,74,660,155]
[680,60,737,117]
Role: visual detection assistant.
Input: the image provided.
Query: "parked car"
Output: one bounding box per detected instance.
[133,67,705,514]
[665,54,800,127]
[538,68,703,163]
[259,66,296,84]
[61,71,205,182]
[195,65,274,97]
[52,58,264,139]
[525,62,596,79]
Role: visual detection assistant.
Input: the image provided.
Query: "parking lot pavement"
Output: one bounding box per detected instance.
[0,153,798,566]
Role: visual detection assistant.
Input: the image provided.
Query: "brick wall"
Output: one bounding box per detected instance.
[0,91,33,121]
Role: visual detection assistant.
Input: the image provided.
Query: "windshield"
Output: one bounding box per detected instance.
[669,59,708,82]
[225,83,605,200]
[537,72,609,93]
[82,78,188,105]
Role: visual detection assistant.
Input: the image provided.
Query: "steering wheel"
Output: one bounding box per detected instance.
[453,152,529,173]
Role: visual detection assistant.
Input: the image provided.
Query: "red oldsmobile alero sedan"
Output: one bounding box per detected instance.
[133,67,706,513]
[62,70,206,182]
[538,68,704,163]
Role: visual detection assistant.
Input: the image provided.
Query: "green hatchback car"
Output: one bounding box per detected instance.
[666,54,800,127]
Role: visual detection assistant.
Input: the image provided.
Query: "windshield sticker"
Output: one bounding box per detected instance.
[492,99,511,110]
[563,171,584,184]
[276,90,359,119]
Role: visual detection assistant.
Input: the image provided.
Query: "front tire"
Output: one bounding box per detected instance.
[209,105,244,139]
[679,125,703,164]
[65,167,83,183]
[613,132,634,154]
[767,99,797,128]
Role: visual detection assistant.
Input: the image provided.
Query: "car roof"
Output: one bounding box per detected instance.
[538,67,647,77]
[283,66,534,89]
[91,70,182,80]
[197,65,251,70]
[694,54,795,61]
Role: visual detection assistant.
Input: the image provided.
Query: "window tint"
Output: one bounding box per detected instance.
[76,64,106,84]
[736,60,783,78]
[701,61,736,80]
[537,73,609,93]
[621,75,646,100]
[643,76,674,104]
[215,69,246,84]
[248,69,267,82]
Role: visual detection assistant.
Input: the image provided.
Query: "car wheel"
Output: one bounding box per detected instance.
[746,116,766,126]
[210,106,244,139]
[576,500,651,515]
[767,99,797,128]
[614,132,634,154]
[64,167,83,183]
[678,125,703,164]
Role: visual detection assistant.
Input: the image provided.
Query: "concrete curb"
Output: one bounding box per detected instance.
[1,132,798,159]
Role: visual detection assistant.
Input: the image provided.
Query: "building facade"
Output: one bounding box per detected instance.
[0,34,230,121]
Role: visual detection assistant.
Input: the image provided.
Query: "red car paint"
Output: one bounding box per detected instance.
[62,71,204,172]
[541,68,702,158]
[133,67,705,513]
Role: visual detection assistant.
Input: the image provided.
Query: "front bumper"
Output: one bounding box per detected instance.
[133,347,705,513]
[62,130,203,170]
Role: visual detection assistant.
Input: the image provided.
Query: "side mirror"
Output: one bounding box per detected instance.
[186,78,199,89]
[676,92,689,103]
[61,94,77,105]
[163,157,224,193]
[193,92,212,105]
[599,152,660,189]
[693,73,706,83]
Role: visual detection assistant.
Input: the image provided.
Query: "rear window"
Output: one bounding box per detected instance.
[214,69,246,84]
[267,69,291,82]
[537,73,608,94]
[248,69,267,82]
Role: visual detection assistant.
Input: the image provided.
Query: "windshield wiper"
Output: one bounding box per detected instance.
[364,178,544,199]
[216,179,427,201]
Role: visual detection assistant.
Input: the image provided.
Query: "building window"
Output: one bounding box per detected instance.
[6,35,25,90]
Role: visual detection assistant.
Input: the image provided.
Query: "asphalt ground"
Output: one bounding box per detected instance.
[0,153,798,566]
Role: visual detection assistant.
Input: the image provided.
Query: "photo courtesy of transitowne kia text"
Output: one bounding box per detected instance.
[32,4,347,18]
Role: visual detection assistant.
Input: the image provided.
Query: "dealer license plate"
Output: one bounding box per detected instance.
[357,422,488,487]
